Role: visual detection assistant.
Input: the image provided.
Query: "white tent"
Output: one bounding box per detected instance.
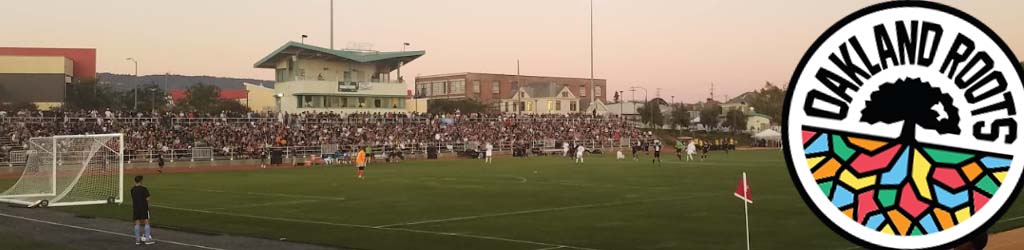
[752,129,781,141]
[752,129,782,148]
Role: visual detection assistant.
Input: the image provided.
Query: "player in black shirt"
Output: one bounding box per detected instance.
[131,175,155,245]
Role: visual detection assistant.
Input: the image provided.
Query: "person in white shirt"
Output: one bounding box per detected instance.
[686,141,697,161]
[562,142,570,157]
[575,144,586,165]
[484,142,494,164]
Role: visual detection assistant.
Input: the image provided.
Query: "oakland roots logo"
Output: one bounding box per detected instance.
[783,1,1024,249]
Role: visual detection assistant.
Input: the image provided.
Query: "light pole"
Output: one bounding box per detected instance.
[126,58,138,111]
[398,42,410,83]
[631,86,649,127]
[301,34,308,44]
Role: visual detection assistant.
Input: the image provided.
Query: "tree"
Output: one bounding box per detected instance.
[217,99,251,113]
[749,82,784,122]
[177,83,221,113]
[669,103,690,131]
[119,83,169,112]
[700,103,722,129]
[638,101,664,127]
[861,78,959,141]
[613,91,620,103]
[66,80,123,110]
[428,99,488,114]
[724,109,748,132]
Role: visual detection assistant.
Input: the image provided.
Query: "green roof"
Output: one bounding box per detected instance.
[254,41,425,68]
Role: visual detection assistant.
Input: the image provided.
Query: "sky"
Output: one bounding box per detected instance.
[1,0,1021,103]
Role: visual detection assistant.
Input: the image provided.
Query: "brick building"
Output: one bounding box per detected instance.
[414,72,606,111]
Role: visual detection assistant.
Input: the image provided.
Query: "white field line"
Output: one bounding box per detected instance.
[206,199,319,211]
[0,212,225,250]
[997,215,1024,223]
[156,186,346,201]
[374,194,711,228]
[151,204,595,250]
[534,246,566,250]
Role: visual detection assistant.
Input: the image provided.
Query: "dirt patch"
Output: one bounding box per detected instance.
[987,227,1024,250]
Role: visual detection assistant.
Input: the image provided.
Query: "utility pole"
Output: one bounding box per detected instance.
[126,58,138,111]
[330,0,334,49]
[589,0,595,106]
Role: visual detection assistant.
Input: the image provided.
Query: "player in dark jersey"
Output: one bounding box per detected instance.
[131,176,155,245]
[652,142,662,165]
[156,153,165,174]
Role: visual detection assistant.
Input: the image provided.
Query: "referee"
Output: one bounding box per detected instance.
[131,175,155,245]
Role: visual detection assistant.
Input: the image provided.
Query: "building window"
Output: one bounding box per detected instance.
[297,95,323,108]
[275,68,287,82]
[579,85,587,97]
[555,101,562,111]
[472,80,480,94]
[374,98,382,108]
[561,91,568,97]
[547,101,554,112]
[451,80,465,94]
[492,81,500,95]
[432,82,445,96]
[358,97,366,107]
[570,101,577,111]
[595,86,603,97]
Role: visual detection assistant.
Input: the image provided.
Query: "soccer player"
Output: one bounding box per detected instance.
[484,142,494,164]
[575,144,586,165]
[562,141,569,157]
[131,175,155,245]
[355,147,367,179]
[156,153,165,174]
[686,141,696,161]
[652,141,662,165]
[675,140,684,161]
[631,140,640,161]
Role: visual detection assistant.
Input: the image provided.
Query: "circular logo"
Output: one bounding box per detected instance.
[783,1,1024,249]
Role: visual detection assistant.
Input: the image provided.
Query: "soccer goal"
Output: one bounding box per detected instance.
[0,134,124,207]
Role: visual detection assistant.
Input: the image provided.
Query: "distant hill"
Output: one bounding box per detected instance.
[96,73,274,91]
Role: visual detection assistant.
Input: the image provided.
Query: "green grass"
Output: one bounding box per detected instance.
[3,150,1024,249]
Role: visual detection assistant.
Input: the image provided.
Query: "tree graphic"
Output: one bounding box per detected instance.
[861,78,960,141]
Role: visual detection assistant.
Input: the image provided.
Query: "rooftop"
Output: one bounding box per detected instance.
[254,41,425,68]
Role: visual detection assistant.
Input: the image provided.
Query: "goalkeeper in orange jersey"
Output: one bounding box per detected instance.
[355,147,367,179]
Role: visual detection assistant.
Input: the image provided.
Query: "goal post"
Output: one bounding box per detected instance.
[0,133,124,207]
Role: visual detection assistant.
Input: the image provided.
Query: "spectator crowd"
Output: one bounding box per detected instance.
[1,109,644,161]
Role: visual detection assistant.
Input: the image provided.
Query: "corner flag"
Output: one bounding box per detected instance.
[734,172,752,250]
[734,172,753,203]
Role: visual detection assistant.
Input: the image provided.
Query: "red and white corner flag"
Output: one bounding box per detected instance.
[735,172,752,250]
[734,172,753,204]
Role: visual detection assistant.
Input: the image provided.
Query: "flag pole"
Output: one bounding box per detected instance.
[743,172,750,250]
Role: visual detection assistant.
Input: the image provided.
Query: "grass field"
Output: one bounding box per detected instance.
[5,150,1024,249]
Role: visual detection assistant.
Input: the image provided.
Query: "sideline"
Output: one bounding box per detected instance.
[0,212,225,250]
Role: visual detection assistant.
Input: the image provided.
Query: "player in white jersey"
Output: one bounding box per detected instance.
[575,144,586,165]
[562,142,570,157]
[484,142,494,164]
[686,141,696,161]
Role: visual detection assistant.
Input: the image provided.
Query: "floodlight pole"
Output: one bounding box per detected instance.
[589,0,595,106]
[330,0,334,49]
[126,58,138,111]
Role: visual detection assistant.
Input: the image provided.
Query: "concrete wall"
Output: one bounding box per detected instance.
[243,83,277,112]
[0,73,67,103]
[275,57,381,82]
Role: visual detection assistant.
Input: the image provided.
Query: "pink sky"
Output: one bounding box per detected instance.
[1,0,1020,103]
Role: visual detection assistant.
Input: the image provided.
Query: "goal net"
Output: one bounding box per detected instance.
[0,134,123,207]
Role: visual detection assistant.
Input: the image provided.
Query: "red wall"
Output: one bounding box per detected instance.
[0,47,97,80]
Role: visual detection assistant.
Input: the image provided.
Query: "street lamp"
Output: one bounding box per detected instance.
[126,57,138,111]
[301,34,308,44]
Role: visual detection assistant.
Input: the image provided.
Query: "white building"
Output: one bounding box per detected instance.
[501,82,581,114]
[254,41,424,113]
